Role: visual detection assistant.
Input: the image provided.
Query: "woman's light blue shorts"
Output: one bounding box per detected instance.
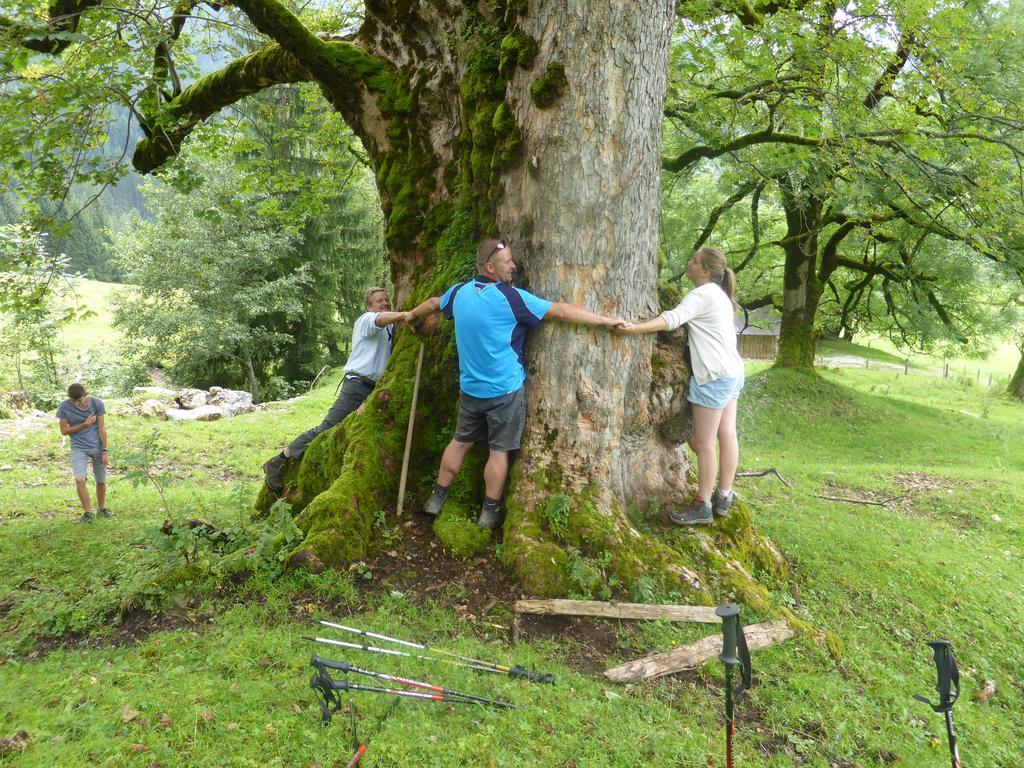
[688,373,745,410]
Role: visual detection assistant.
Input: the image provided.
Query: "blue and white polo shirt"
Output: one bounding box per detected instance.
[439,276,553,399]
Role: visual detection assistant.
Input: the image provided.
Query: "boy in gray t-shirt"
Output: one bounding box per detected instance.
[56,382,110,523]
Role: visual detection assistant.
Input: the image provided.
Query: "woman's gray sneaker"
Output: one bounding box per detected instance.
[712,489,734,518]
[74,511,94,524]
[668,500,714,526]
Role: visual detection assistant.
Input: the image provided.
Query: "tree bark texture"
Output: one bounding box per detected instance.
[238,0,786,604]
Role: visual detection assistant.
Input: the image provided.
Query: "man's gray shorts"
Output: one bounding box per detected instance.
[71,449,107,483]
[453,387,526,452]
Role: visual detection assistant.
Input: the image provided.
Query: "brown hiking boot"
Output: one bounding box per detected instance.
[263,454,287,494]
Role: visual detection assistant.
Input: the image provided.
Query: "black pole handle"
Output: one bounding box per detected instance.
[716,603,741,666]
[508,665,556,684]
[312,653,352,673]
[913,639,960,713]
[929,640,960,710]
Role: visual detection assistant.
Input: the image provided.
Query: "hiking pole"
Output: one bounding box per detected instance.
[913,640,962,768]
[312,654,515,709]
[342,696,400,768]
[311,667,500,713]
[715,603,754,768]
[316,620,556,683]
[304,635,500,676]
[397,342,424,517]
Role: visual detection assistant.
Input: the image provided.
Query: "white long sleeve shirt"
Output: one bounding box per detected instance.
[660,283,744,386]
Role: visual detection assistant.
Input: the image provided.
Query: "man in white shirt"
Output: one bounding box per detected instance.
[263,287,406,494]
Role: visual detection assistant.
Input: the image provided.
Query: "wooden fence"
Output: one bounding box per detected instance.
[738,334,778,360]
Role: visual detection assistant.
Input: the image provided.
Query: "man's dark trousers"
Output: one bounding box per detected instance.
[287,375,374,459]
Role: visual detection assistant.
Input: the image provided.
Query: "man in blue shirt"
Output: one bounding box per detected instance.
[406,238,623,529]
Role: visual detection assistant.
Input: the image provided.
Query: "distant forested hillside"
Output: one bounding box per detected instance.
[1,108,148,282]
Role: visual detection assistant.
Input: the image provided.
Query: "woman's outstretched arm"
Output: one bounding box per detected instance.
[614,315,669,335]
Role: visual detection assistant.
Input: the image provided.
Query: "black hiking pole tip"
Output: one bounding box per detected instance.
[913,640,962,768]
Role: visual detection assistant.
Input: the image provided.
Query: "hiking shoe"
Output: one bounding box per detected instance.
[263,454,287,494]
[74,511,94,524]
[476,504,505,530]
[668,500,714,526]
[711,489,734,518]
[97,507,112,518]
[421,485,449,517]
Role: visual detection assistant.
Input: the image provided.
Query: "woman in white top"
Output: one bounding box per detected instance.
[618,247,744,526]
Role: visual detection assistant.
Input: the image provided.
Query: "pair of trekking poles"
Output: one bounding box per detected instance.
[305,620,554,766]
[713,607,963,768]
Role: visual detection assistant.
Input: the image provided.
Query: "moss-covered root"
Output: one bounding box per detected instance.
[502,492,711,601]
[433,504,492,559]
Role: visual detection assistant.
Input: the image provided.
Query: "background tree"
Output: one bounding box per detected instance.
[662,0,1024,368]
[0,223,86,398]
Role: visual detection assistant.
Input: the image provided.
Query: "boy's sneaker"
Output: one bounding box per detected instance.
[74,511,94,524]
[262,454,287,494]
[668,500,714,526]
[712,489,734,518]
[97,507,112,518]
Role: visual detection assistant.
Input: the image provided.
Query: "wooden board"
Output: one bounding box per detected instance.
[514,598,721,623]
[603,619,793,683]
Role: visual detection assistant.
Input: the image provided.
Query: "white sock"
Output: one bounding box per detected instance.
[718,488,732,497]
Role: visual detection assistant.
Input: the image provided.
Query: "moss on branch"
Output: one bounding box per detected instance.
[133,45,310,172]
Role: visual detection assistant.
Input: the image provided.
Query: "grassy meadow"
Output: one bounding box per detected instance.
[0,291,1022,766]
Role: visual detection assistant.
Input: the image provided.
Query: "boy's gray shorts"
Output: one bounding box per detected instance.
[453,388,526,452]
[71,449,107,483]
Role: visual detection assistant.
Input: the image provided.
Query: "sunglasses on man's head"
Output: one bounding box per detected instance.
[488,240,507,259]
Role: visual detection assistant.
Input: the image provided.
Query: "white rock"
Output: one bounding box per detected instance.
[176,388,209,409]
[165,405,225,422]
[140,399,169,419]
[133,386,177,398]
[208,387,255,417]
[0,464,11,472]
[991,514,1001,523]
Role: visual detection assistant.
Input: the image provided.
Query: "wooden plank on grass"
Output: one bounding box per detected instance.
[514,599,720,623]
[603,619,793,683]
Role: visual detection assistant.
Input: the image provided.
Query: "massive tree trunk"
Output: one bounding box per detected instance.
[775,181,824,369]
[217,0,784,604]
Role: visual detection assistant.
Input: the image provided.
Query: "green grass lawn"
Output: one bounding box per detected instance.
[61,278,126,354]
[1,362,1022,766]
[817,334,1021,381]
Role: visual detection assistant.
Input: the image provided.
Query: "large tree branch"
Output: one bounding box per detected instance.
[831,256,904,282]
[133,44,310,172]
[663,129,822,172]
[693,182,757,250]
[0,0,101,54]
[863,34,916,111]
[925,288,968,343]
